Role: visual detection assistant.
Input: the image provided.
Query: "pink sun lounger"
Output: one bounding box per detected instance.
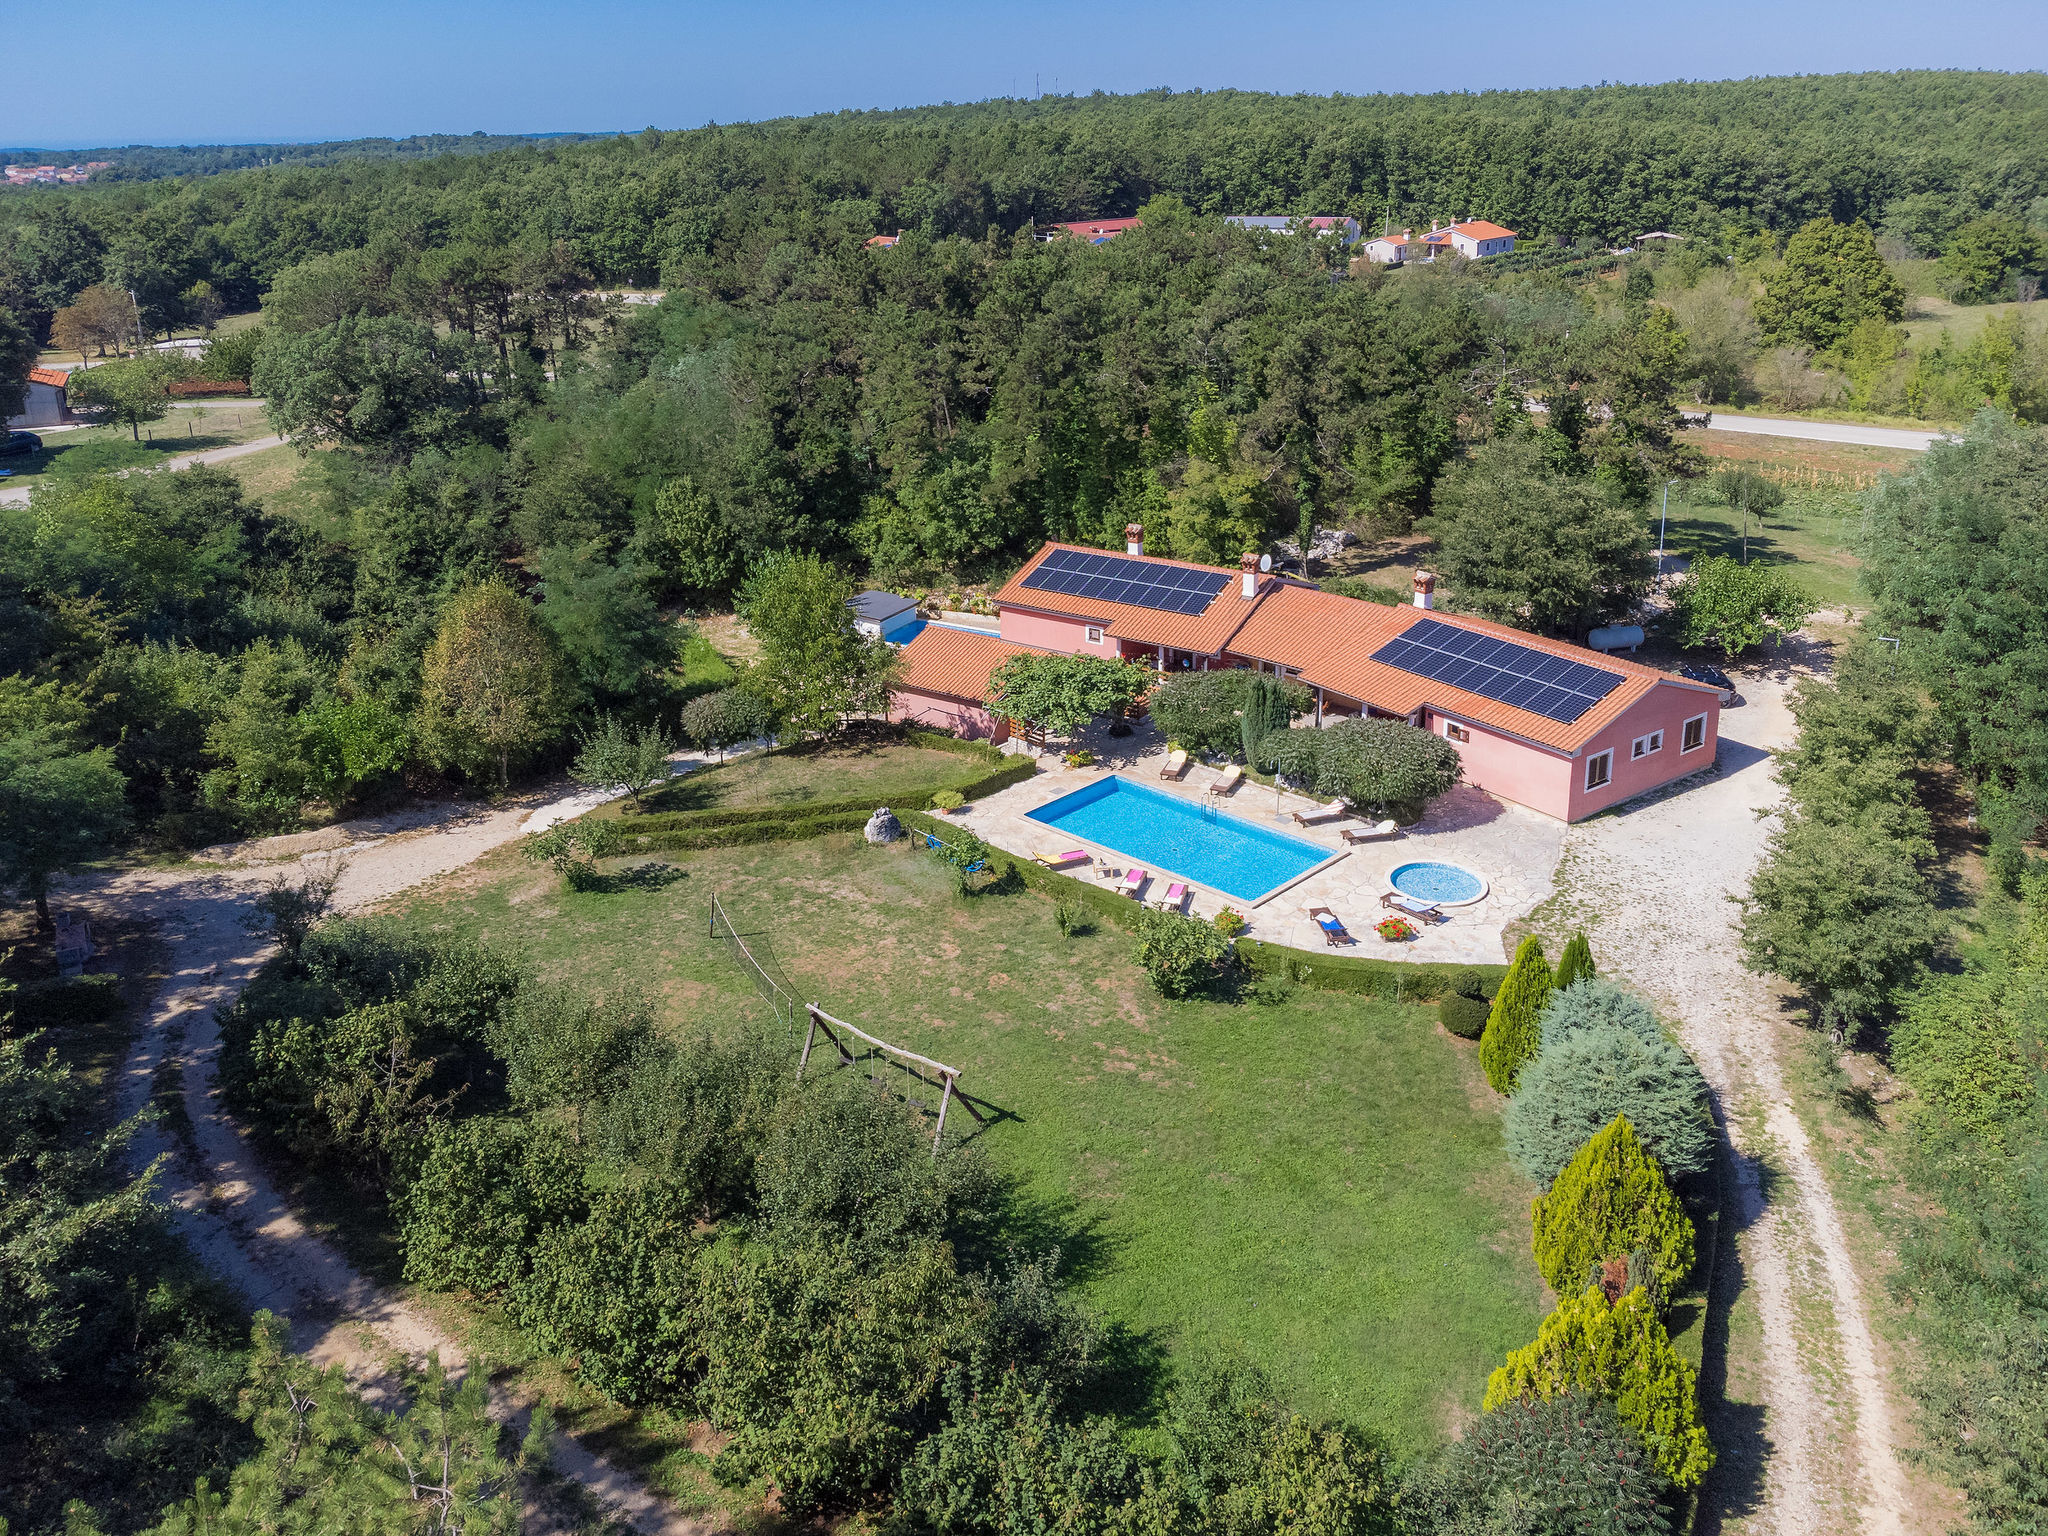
[1120,868,1148,898]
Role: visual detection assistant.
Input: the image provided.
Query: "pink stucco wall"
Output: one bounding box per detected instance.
[1424,680,1718,822]
[1565,682,1719,820]
[1422,710,1577,820]
[889,690,1010,743]
[997,605,1118,658]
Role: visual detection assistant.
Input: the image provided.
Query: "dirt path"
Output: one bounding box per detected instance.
[1534,664,1915,1535]
[83,784,717,1535]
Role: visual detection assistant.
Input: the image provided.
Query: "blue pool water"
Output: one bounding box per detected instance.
[1026,776,1329,902]
[1389,861,1486,904]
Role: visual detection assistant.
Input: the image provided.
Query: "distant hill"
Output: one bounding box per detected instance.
[0,131,612,182]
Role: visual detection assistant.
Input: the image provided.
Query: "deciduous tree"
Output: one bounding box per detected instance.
[985,652,1151,742]
[737,551,897,738]
[1669,555,1813,659]
[0,723,127,928]
[1756,218,1906,350]
[417,581,573,789]
[1258,716,1463,818]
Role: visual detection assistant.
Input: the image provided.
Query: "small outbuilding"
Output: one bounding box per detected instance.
[7,367,70,429]
[848,589,921,642]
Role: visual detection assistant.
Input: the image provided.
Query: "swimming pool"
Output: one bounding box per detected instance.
[1026,775,1335,904]
[1388,860,1489,906]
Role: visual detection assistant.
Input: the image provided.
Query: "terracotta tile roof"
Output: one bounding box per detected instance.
[893,626,1048,703]
[992,542,1271,654]
[28,367,68,388]
[1453,220,1516,240]
[1224,585,1712,754]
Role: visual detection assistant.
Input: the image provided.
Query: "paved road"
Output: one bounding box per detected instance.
[0,433,285,506]
[1692,412,1948,452]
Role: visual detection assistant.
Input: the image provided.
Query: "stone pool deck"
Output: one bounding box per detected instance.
[950,733,1566,965]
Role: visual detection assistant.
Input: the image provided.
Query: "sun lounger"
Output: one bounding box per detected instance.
[1305,905,1354,946]
[1341,819,1401,844]
[1120,868,1148,899]
[1206,763,1244,796]
[1291,799,1349,827]
[1033,848,1091,870]
[1154,880,1189,914]
[1380,890,1449,924]
[1159,748,1189,780]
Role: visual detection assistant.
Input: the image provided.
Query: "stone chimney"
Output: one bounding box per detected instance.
[1413,570,1436,610]
[1401,227,1412,242]
[1125,523,1144,557]
[1240,551,1260,600]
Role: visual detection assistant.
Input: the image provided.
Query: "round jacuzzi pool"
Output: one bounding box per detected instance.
[1388,860,1489,907]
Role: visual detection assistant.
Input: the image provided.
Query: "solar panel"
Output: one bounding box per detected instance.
[1019,549,1232,615]
[1368,616,1624,725]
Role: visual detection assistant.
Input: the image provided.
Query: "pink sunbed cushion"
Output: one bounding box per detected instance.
[1121,868,1147,888]
[1163,882,1187,899]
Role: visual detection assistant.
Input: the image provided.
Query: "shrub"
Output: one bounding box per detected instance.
[1539,977,1664,1051]
[1554,931,1596,991]
[898,1373,1141,1535]
[1450,967,1486,1000]
[1670,555,1814,660]
[397,1115,588,1295]
[522,818,622,889]
[1258,717,1463,818]
[1403,1391,1672,1535]
[492,983,652,1138]
[570,714,674,804]
[1375,916,1417,942]
[1134,908,1234,998]
[1505,1027,1714,1186]
[511,1180,706,1406]
[1484,1287,1715,1490]
[1439,994,1491,1039]
[1212,908,1247,938]
[1530,1116,1696,1300]
[1064,750,1095,768]
[1480,937,1552,1094]
[590,1026,787,1219]
[10,973,123,1030]
[680,685,772,761]
[931,788,965,810]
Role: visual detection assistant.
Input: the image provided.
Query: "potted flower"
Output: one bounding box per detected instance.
[1212,908,1247,938]
[1064,749,1096,769]
[931,789,967,816]
[1375,916,1418,943]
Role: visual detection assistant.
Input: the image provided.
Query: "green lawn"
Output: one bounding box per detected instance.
[3,404,274,493]
[399,828,1548,1460]
[624,738,993,815]
[1660,486,1868,612]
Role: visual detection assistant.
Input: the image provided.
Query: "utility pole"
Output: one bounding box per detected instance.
[1657,479,1676,580]
[128,289,146,354]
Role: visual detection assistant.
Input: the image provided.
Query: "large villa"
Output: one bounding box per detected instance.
[890,528,1720,824]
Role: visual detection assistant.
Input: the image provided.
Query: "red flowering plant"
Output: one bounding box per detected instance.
[1375,916,1418,942]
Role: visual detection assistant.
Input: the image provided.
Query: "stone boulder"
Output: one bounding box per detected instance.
[865,807,903,844]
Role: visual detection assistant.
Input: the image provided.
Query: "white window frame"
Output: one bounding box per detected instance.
[1631,730,1663,760]
[1585,750,1613,792]
[1085,626,1103,644]
[1445,721,1471,743]
[1680,713,1708,753]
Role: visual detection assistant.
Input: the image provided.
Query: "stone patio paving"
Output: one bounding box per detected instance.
[952,722,1566,965]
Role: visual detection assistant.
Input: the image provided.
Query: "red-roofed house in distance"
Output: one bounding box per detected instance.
[1040,217,1143,244]
[1364,219,1516,265]
[1226,215,1362,245]
[888,525,1718,823]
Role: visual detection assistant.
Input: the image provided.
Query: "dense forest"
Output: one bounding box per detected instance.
[0,132,609,183]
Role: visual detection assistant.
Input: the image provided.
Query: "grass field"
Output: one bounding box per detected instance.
[397,822,1549,1460]
[625,738,991,815]
[1659,484,1869,612]
[2,404,274,492]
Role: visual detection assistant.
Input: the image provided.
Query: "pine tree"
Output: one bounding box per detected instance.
[1480,936,1552,1094]
[1483,1286,1715,1490]
[1554,931,1595,991]
[1531,1114,1696,1300]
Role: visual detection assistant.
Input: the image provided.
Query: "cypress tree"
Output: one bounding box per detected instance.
[1530,1114,1696,1300]
[1554,931,1596,991]
[1483,1286,1715,1490]
[1480,936,1552,1094]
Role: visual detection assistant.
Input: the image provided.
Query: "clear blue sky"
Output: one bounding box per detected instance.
[6,0,2045,149]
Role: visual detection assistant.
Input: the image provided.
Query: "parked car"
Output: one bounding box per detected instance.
[1681,663,1741,707]
[1,430,41,455]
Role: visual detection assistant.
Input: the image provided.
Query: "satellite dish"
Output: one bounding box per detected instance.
[1258,553,1273,573]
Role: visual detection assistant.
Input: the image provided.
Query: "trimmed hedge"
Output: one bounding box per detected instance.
[11,973,124,1029]
[1440,994,1492,1038]
[628,810,873,852]
[1234,939,1507,1002]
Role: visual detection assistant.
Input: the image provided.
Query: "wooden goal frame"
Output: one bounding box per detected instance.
[798,1004,987,1155]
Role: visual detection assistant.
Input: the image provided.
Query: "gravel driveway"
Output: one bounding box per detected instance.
[1531,660,1915,1536]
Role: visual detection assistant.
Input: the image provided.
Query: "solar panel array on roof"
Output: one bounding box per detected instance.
[1369,617,1625,724]
[1017,548,1232,616]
